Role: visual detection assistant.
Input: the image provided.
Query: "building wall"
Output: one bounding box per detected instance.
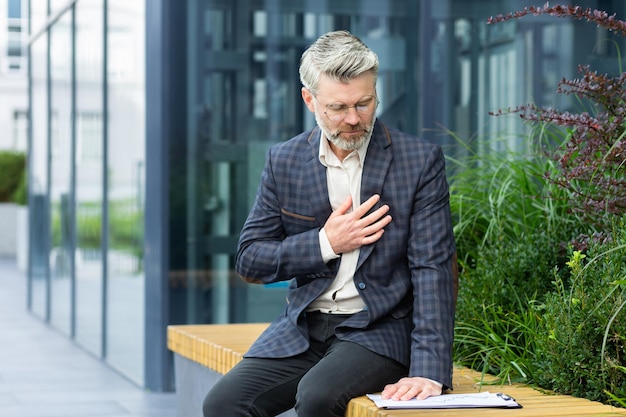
[0,0,28,151]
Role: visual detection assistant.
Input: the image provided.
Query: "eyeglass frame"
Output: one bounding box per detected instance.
[313,94,380,122]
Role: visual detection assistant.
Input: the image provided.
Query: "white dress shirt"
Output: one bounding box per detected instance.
[306,134,371,314]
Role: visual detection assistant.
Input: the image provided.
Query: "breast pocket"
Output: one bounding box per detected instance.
[281,208,318,235]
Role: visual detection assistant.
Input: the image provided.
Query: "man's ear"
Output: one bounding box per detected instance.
[301,88,316,113]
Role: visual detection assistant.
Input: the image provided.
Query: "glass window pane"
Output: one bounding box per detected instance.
[12,110,28,150]
[49,12,73,336]
[106,0,145,384]
[8,0,21,19]
[29,1,47,35]
[75,0,104,356]
[50,0,69,15]
[29,34,49,320]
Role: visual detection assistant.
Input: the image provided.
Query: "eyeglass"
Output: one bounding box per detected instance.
[317,95,379,122]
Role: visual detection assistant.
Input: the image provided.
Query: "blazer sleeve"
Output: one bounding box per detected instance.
[235,146,336,284]
[408,144,456,387]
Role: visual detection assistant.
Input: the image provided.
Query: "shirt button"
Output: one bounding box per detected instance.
[357,282,366,290]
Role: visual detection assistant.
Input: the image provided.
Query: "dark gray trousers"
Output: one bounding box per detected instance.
[202,312,407,417]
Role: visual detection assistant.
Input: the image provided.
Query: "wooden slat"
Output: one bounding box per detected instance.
[167,323,268,374]
[168,324,626,416]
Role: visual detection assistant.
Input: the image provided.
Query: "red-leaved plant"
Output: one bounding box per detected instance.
[488,3,626,230]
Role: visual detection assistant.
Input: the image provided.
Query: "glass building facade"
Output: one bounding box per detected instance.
[29,0,145,384]
[27,0,626,391]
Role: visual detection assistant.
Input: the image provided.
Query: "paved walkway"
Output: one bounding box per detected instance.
[0,257,177,417]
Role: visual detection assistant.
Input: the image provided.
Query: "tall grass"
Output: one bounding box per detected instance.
[447,129,584,384]
[446,131,578,266]
[453,301,541,384]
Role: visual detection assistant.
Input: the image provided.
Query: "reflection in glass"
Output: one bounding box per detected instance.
[29,34,49,320]
[49,13,73,336]
[29,1,47,37]
[50,0,70,15]
[106,0,146,384]
[181,1,419,327]
[75,1,104,356]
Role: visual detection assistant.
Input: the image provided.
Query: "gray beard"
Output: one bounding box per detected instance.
[327,132,369,151]
[315,112,375,152]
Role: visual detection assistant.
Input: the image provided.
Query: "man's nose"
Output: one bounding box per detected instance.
[342,107,361,124]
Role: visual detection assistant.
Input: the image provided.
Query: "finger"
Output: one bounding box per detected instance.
[359,208,391,231]
[360,204,390,224]
[420,383,442,399]
[415,388,431,400]
[400,388,418,401]
[392,385,412,401]
[333,195,353,216]
[353,194,381,217]
[360,229,384,246]
[359,210,392,232]
[359,212,391,238]
[381,382,402,399]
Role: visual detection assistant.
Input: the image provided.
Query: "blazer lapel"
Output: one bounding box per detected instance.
[301,122,393,262]
[302,127,333,225]
[357,121,393,269]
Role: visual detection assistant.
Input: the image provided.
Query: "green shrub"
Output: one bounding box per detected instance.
[0,151,26,203]
[454,229,570,383]
[52,199,143,253]
[110,200,143,253]
[77,207,102,248]
[11,170,27,205]
[532,219,626,404]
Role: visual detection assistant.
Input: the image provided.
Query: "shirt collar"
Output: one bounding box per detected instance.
[318,131,371,167]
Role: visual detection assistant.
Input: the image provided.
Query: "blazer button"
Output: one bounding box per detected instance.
[357,282,366,290]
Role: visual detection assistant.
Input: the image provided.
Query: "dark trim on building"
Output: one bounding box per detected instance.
[144,0,173,392]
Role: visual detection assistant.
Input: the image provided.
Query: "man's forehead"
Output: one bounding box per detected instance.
[316,73,376,102]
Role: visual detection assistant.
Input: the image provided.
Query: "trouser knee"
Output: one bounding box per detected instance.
[202,390,222,417]
[295,381,347,417]
[203,385,251,417]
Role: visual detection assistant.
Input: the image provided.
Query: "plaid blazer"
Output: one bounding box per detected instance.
[236,120,457,388]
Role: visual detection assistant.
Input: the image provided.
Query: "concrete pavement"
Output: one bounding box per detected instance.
[0,257,177,417]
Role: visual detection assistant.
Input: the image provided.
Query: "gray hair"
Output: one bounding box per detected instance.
[299,30,379,95]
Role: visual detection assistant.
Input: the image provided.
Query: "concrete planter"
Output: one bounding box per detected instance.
[0,203,28,271]
[16,205,28,272]
[0,203,18,257]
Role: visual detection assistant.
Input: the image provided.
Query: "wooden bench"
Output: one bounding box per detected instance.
[168,323,626,417]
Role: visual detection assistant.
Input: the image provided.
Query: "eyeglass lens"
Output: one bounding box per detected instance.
[324,96,378,121]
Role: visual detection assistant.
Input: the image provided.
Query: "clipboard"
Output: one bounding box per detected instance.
[366,392,522,409]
